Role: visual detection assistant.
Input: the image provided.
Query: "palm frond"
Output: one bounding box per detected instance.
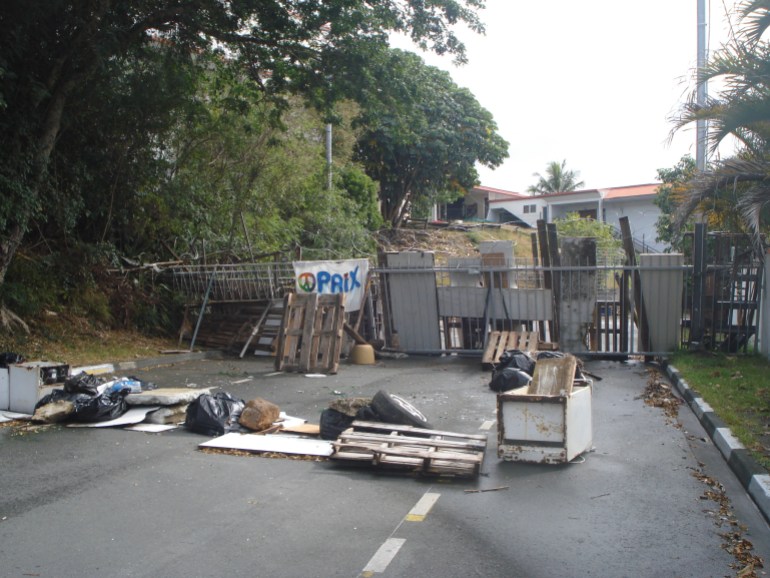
[675,157,770,256]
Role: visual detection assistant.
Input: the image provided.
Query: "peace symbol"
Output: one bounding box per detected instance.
[297,272,316,292]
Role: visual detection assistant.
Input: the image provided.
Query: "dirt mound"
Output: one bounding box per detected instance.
[375,224,530,264]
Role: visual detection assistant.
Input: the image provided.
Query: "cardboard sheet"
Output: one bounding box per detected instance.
[124,423,178,433]
[200,432,333,456]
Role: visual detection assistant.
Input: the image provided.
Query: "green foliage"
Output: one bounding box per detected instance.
[337,166,384,231]
[352,48,509,226]
[654,156,696,251]
[554,213,623,262]
[0,0,487,291]
[528,160,585,195]
[465,230,483,245]
[0,254,60,316]
[669,1,770,254]
[669,351,770,470]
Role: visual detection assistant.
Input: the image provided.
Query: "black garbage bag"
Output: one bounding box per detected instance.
[489,366,532,392]
[35,388,130,422]
[319,408,355,440]
[496,349,535,376]
[185,392,245,436]
[35,388,78,409]
[64,372,104,396]
[0,352,25,367]
[320,405,380,440]
[71,389,130,422]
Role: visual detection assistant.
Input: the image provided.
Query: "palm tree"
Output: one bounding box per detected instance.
[527,160,585,195]
[672,0,770,255]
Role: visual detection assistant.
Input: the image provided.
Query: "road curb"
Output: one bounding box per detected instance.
[72,349,227,376]
[663,362,770,523]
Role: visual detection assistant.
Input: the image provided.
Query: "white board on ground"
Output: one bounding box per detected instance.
[200,432,333,456]
[124,423,178,433]
[0,410,30,423]
[274,412,307,429]
[65,406,160,428]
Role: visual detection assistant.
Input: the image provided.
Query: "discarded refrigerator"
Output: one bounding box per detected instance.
[496,354,593,464]
[8,361,69,414]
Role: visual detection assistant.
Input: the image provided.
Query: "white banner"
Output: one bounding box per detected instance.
[293,259,369,312]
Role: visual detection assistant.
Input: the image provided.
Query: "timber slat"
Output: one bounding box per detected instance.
[330,421,487,477]
[482,330,539,367]
[275,293,345,374]
[527,354,577,396]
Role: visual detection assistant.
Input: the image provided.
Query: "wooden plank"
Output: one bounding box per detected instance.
[336,431,487,451]
[619,216,649,351]
[546,223,561,343]
[350,420,488,441]
[315,294,345,373]
[330,421,487,477]
[335,441,482,463]
[298,293,319,371]
[275,293,345,373]
[527,354,577,396]
[482,330,539,367]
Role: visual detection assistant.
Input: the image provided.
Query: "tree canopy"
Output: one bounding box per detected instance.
[527,160,585,195]
[352,49,509,227]
[0,0,487,288]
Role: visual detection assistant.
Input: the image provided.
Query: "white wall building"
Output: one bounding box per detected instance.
[486,183,665,252]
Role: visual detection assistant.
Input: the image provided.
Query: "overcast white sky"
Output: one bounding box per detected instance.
[392,0,739,193]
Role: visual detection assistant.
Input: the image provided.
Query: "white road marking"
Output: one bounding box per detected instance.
[480,420,495,430]
[362,538,406,574]
[406,492,440,522]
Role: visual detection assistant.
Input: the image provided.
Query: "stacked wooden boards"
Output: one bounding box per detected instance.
[275,293,345,374]
[331,420,487,478]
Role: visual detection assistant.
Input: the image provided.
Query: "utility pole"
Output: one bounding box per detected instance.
[696,0,708,172]
[326,123,333,190]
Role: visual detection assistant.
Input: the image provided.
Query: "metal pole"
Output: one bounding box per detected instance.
[696,0,708,172]
[190,268,217,352]
[326,123,333,190]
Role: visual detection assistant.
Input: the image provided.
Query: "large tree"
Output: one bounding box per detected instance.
[527,160,585,195]
[0,0,485,289]
[352,48,509,227]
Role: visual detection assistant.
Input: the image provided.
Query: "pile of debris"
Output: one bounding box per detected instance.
[0,364,487,480]
[639,368,681,424]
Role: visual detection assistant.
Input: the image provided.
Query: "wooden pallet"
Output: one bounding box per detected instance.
[527,354,577,396]
[331,421,487,478]
[275,293,345,374]
[482,330,540,367]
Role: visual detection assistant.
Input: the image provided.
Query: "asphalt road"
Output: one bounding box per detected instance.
[1,355,769,578]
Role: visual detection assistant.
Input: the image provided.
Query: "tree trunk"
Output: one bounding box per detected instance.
[0,73,80,288]
[0,224,25,287]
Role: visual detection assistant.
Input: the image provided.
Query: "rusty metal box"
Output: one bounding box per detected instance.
[497,382,593,464]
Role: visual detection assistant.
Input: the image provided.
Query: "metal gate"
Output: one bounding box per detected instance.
[373,245,763,357]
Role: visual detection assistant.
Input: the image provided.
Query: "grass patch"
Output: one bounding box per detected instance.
[0,312,179,367]
[668,350,770,470]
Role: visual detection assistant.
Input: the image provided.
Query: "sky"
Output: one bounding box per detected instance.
[391,0,739,193]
